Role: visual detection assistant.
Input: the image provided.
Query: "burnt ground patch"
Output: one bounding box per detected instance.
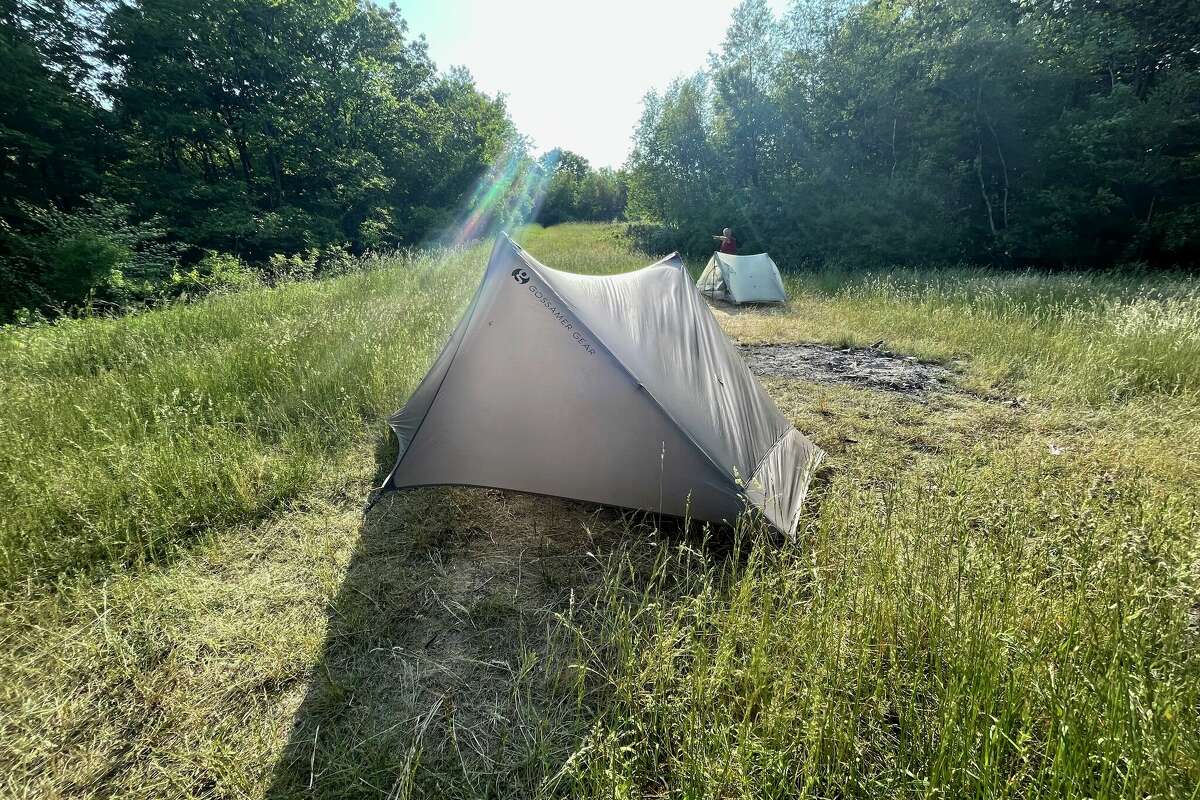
[739,342,958,395]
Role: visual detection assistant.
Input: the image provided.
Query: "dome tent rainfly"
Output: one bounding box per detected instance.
[697,251,788,304]
[379,234,822,535]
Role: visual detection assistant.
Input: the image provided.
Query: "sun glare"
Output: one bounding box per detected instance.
[440,145,559,248]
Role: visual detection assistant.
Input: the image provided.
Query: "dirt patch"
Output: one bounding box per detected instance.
[740,342,956,395]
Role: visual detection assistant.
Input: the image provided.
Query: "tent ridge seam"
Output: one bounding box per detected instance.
[748,428,794,486]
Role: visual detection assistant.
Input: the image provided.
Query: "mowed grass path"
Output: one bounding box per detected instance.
[1,224,1198,797]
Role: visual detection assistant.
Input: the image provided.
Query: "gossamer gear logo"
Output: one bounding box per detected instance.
[514,275,597,356]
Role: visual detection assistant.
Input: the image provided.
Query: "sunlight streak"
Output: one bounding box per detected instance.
[437,143,558,248]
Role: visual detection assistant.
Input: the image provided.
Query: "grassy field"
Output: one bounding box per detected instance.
[1,223,1197,798]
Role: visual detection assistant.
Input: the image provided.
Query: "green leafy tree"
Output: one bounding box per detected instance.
[536,149,628,225]
[626,75,720,252]
[0,0,110,217]
[2,196,178,310]
[628,0,1200,268]
[2,0,520,318]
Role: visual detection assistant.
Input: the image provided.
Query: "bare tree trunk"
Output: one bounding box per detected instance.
[890,116,898,183]
[976,139,998,240]
[266,147,283,208]
[974,84,998,243]
[983,114,1009,230]
[235,135,253,188]
[264,120,284,208]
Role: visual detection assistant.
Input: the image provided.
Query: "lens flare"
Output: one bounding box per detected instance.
[438,142,558,248]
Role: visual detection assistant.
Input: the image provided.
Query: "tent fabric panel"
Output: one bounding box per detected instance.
[696,255,727,299]
[385,237,502,466]
[532,249,794,481]
[386,240,744,525]
[744,428,824,536]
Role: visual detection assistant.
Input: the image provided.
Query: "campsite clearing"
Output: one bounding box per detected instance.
[1,224,1197,798]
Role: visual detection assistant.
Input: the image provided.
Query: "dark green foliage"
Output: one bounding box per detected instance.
[0,1,111,217]
[0,0,516,318]
[98,0,513,257]
[536,149,628,226]
[1,197,179,311]
[628,0,1200,268]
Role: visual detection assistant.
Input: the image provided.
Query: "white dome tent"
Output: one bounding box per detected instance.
[697,251,788,304]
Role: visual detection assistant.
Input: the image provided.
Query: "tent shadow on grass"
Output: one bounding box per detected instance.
[264,434,676,798]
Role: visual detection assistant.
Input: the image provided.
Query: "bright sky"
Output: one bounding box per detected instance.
[398,0,789,169]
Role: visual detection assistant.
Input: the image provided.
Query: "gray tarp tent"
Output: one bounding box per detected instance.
[381,235,822,535]
[697,252,788,304]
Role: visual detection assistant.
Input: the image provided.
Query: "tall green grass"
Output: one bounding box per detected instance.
[0,224,663,590]
[0,247,483,589]
[516,223,655,274]
[559,455,1198,797]
[544,254,1200,798]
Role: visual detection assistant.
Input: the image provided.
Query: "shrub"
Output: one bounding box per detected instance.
[624,221,715,259]
[1,197,179,316]
[164,252,261,299]
[263,245,358,285]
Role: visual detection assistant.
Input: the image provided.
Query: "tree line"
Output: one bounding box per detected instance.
[535,149,628,226]
[7,0,1193,321]
[0,0,531,319]
[628,0,1200,269]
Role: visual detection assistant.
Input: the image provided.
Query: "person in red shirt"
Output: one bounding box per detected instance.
[712,227,738,254]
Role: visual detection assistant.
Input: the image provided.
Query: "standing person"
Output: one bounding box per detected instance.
[712,227,737,254]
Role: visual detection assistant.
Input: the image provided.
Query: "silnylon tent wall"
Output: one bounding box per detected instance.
[381,235,822,535]
[697,252,788,304]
